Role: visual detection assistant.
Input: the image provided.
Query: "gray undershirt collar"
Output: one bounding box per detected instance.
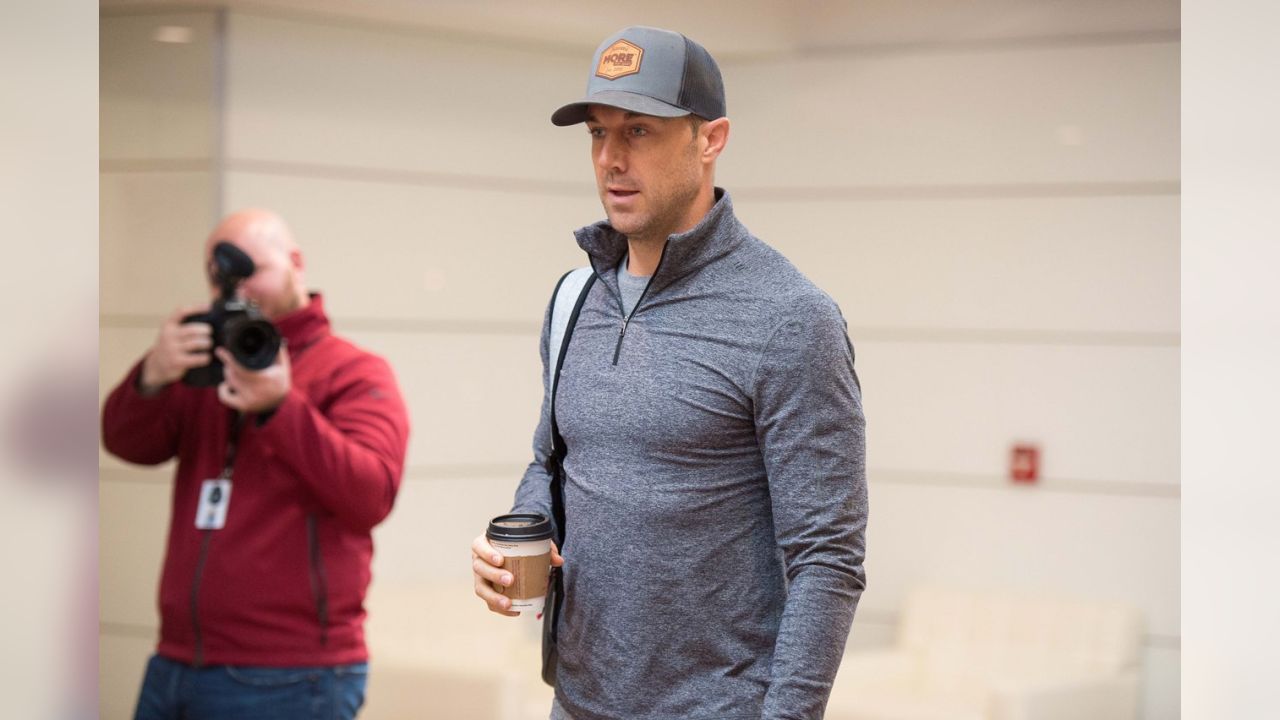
[616,254,651,317]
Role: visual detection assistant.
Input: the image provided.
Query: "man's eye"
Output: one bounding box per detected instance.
[629,127,648,136]
[588,127,604,137]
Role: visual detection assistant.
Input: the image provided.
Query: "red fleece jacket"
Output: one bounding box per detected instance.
[102,295,409,667]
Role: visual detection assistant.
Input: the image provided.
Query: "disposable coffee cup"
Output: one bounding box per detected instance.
[486,513,553,616]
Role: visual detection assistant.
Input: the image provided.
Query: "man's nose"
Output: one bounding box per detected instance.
[596,135,626,173]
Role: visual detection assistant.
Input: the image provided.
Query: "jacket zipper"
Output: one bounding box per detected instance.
[611,243,670,366]
[307,513,331,647]
[192,412,242,668]
[190,529,213,667]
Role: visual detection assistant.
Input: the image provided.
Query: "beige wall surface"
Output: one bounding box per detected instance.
[100,7,1179,719]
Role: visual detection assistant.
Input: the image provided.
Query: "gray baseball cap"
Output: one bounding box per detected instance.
[551,26,726,126]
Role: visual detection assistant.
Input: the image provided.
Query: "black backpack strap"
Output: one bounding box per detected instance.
[547,268,596,550]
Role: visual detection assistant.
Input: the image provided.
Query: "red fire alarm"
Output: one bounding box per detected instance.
[1010,444,1040,484]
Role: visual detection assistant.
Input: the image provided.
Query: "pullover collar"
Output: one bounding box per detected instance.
[273,293,331,355]
[575,188,747,303]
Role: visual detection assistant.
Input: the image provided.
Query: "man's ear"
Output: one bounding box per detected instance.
[289,249,304,271]
[701,117,731,162]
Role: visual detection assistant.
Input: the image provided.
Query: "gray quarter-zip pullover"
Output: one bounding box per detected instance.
[514,189,867,720]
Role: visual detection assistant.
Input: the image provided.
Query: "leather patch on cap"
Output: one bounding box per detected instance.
[596,39,643,80]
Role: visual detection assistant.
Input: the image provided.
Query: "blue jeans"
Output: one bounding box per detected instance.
[133,654,367,720]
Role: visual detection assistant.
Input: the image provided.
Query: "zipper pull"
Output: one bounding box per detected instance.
[612,318,629,366]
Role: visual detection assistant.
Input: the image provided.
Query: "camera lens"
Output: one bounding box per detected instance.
[225,316,281,370]
[238,326,267,355]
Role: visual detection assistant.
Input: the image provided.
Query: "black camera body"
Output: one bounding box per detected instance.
[181,241,283,387]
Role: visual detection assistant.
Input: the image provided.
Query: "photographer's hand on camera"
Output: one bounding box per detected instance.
[139,304,212,395]
[215,345,292,414]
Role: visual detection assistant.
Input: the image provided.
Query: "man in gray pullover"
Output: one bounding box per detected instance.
[471,26,867,720]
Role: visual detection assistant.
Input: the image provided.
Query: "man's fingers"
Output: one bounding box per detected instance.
[472,575,518,616]
[471,535,505,566]
[550,541,565,567]
[179,334,213,352]
[175,351,211,370]
[176,323,212,341]
[472,573,511,606]
[472,557,513,587]
[215,348,245,383]
[217,382,244,411]
[471,534,519,616]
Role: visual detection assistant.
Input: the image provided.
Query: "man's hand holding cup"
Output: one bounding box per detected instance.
[472,514,563,618]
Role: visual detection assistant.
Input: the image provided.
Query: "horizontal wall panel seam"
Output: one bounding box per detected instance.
[227,158,593,196]
[870,469,1180,498]
[101,314,541,336]
[102,3,590,57]
[852,610,1180,647]
[101,316,1179,347]
[101,4,222,19]
[223,158,1179,201]
[100,159,217,173]
[728,31,1180,63]
[844,327,1179,347]
[733,181,1180,202]
[100,463,1179,498]
[100,621,156,639]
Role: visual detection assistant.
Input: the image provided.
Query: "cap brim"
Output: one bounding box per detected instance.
[551,90,691,126]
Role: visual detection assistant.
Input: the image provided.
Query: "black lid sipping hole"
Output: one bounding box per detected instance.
[486,513,553,542]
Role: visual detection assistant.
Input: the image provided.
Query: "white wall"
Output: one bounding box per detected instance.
[100,7,1179,719]
[725,39,1179,720]
[99,9,221,720]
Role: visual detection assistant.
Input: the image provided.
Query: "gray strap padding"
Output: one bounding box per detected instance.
[549,266,594,371]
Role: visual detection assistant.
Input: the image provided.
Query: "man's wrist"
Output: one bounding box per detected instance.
[136,351,175,392]
[135,362,171,397]
[253,386,295,426]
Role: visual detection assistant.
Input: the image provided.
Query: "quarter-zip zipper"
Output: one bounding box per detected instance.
[611,242,670,366]
[611,317,629,366]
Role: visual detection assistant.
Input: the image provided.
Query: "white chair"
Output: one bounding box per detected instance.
[360,583,553,720]
[825,587,1143,720]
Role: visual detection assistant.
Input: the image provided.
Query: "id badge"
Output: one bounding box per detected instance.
[195,479,232,530]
